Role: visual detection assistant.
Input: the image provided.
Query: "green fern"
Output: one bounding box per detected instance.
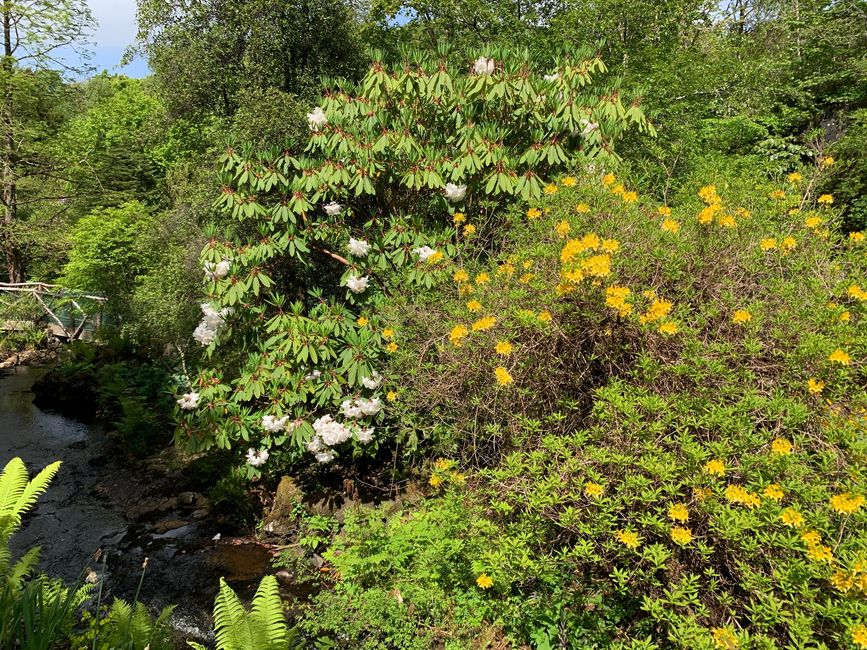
[0,457,61,545]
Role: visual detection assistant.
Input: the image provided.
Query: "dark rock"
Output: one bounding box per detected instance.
[178,492,198,507]
[152,518,189,534]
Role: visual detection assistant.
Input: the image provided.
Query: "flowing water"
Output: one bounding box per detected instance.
[0,366,278,646]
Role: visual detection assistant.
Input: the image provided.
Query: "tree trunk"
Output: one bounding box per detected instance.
[2,5,22,283]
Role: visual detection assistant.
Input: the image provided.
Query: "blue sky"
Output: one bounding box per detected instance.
[77,0,148,78]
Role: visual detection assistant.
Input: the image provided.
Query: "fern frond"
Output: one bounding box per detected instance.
[0,459,61,544]
[6,546,41,590]
[250,575,288,650]
[214,577,254,650]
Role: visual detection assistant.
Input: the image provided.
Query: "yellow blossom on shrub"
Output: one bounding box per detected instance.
[658,321,678,335]
[725,484,761,508]
[495,341,513,356]
[668,503,689,523]
[584,482,603,498]
[602,173,616,186]
[712,627,739,649]
[527,207,542,219]
[780,508,805,528]
[693,487,713,501]
[817,194,833,205]
[519,273,534,284]
[382,328,395,340]
[662,219,680,233]
[850,232,865,242]
[699,185,720,204]
[705,459,726,476]
[821,156,835,167]
[622,190,638,203]
[641,299,673,324]
[718,214,737,228]
[575,203,591,213]
[497,262,515,276]
[769,189,786,200]
[453,269,469,283]
[538,311,552,324]
[830,493,865,514]
[357,316,369,327]
[732,310,752,324]
[466,300,483,313]
[427,251,444,263]
[807,543,835,563]
[787,172,803,183]
[450,325,468,347]
[602,238,620,253]
[555,220,571,238]
[494,366,513,386]
[840,310,851,322]
[452,212,466,224]
[605,286,632,317]
[471,316,496,332]
[544,183,558,195]
[616,529,641,549]
[658,205,672,217]
[698,203,722,224]
[463,224,476,236]
[385,342,398,353]
[763,484,784,501]
[804,216,822,229]
[770,438,793,456]
[386,390,397,402]
[476,573,493,589]
[429,474,442,488]
[760,238,777,251]
[670,526,692,546]
[475,272,490,285]
[853,624,867,648]
[561,176,577,187]
[849,284,867,301]
[582,254,611,278]
[611,183,625,196]
[781,236,797,250]
[828,349,851,365]
[736,207,751,219]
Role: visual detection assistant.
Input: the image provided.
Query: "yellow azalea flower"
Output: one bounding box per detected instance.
[849,284,867,301]
[806,544,835,563]
[705,459,726,476]
[453,269,469,283]
[787,172,803,183]
[732,309,752,324]
[658,205,672,217]
[428,251,444,263]
[602,238,620,253]
[693,487,713,501]
[622,190,638,203]
[769,189,786,200]
[735,207,751,219]
[463,224,476,236]
[494,366,513,386]
[780,507,805,528]
[781,236,797,250]
[385,342,398,353]
[818,194,833,205]
[519,273,534,284]
[712,627,739,649]
[382,328,395,340]
[538,311,552,323]
[475,272,490,285]
[770,438,793,456]
[662,219,680,233]
[575,203,591,213]
[760,238,777,251]
[555,220,571,238]
[450,325,468,346]
[581,254,611,278]
[466,300,483,313]
[668,503,689,523]
[725,484,761,509]
[658,321,678,335]
[640,299,673,324]
[386,390,397,402]
[495,341,513,356]
[476,573,493,589]
[527,207,542,219]
[544,183,558,195]
[434,459,452,471]
[853,624,867,649]
[584,482,603,498]
[763,484,784,502]
[801,529,822,546]
[561,176,577,187]
[830,570,854,594]
[828,349,851,365]
[821,156,835,168]
[602,173,616,186]
[459,283,474,296]
[522,260,533,269]
[830,492,865,514]
[356,316,369,327]
[471,316,496,332]
[670,526,692,546]
[698,185,720,204]
[840,311,851,322]
[850,232,865,243]
[429,474,442,488]
[452,212,466,224]
[698,203,722,224]
[718,214,737,228]
[611,183,625,196]
[605,286,632,317]
[804,216,822,229]
[616,529,641,549]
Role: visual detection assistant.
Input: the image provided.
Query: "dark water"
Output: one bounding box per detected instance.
[0,366,277,646]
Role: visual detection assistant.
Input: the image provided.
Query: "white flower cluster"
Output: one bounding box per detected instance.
[348,237,371,257]
[444,183,466,202]
[324,201,342,216]
[203,259,231,282]
[306,414,375,463]
[473,57,495,75]
[346,274,369,294]
[261,414,291,433]
[307,106,327,131]
[412,246,437,262]
[361,371,382,390]
[177,392,199,410]
[579,118,599,137]
[544,72,560,82]
[340,396,383,419]
[246,448,269,467]
[193,303,231,346]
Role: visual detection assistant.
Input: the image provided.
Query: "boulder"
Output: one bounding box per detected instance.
[261,476,303,537]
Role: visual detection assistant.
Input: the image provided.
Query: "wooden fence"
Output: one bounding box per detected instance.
[0,282,108,340]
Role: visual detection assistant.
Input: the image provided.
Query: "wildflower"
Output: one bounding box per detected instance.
[203,259,231,281]
[576,203,591,213]
[475,272,490,285]
[616,530,641,549]
[712,628,739,649]
[830,493,865,514]
[828,349,851,365]
[662,219,680,233]
[476,573,493,589]
[466,300,483,313]
[817,194,833,205]
[562,176,576,187]
[670,526,692,546]
[725,484,761,509]
[177,392,199,410]
[602,238,620,253]
[804,216,822,229]
[610,183,625,196]
[463,224,476,236]
[807,544,835,563]
[718,214,737,228]
[444,183,467,202]
[472,316,496,332]
[452,212,466,224]
[770,438,793,456]
[658,321,678,335]
[668,503,689,523]
[246,448,269,468]
[622,190,638,203]
[732,309,752,324]
[850,232,865,243]
[450,325,468,346]
[346,275,370,294]
[763,484,784,502]
[584,482,603,498]
[357,316,369,327]
[821,156,835,168]
[582,254,611,278]
[704,459,726,476]
[699,185,720,204]
[849,285,867,301]
[780,507,805,528]
[495,341,513,356]
[641,299,673,324]
[453,269,469,283]
[429,474,442,488]
[658,206,672,217]
[555,220,571,238]
[386,390,397,402]
[787,172,803,183]
[602,173,616,186]
[781,236,797,250]
[385,342,398,353]
[494,366,513,386]
[527,207,542,219]
[382,328,395,340]
[307,106,327,130]
[769,189,786,200]
[538,311,552,323]
[760,238,777,251]
[853,624,867,648]
[698,203,721,224]
[830,571,854,593]
[544,183,558,195]
[413,245,438,262]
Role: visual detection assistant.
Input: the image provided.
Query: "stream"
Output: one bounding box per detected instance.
[0,366,278,646]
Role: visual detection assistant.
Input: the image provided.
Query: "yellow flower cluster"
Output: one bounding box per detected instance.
[830,492,865,514]
[494,366,513,386]
[712,627,739,649]
[670,526,693,546]
[605,286,632,317]
[724,484,761,509]
[802,529,835,563]
[616,529,642,549]
[849,284,867,301]
[831,560,867,596]
[732,309,752,324]
[640,299,673,324]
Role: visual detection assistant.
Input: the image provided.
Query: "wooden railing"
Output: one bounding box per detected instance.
[0,282,108,340]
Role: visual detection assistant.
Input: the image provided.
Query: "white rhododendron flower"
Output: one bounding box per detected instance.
[347,238,371,257]
[579,119,599,137]
[473,57,495,75]
[544,73,560,82]
[324,201,342,216]
[307,106,327,130]
[306,436,325,453]
[246,448,269,467]
[345,275,369,294]
[177,392,199,410]
[315,450,336,464]
[356,427,374,444]
[203,259,231,282]
[412,246,437,262]
[193,303,231,346]
[361,371,382,390]
[444,183,467,202]
[261,414,290,433]
[313,414,353,446]
[304,369,322,381]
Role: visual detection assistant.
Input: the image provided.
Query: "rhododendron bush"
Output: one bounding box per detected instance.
[173,47,651,467]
